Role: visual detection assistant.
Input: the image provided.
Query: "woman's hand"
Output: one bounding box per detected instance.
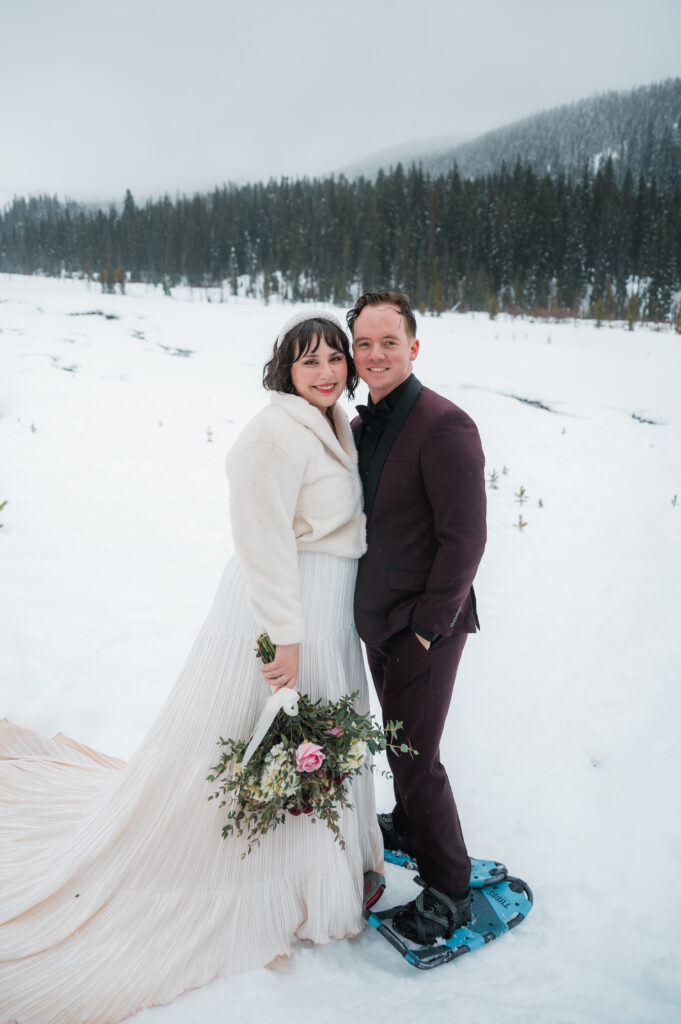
[261,643,299,691]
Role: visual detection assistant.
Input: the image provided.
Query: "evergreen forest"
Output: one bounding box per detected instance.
[1,157,680,323]
[413,79,681,190]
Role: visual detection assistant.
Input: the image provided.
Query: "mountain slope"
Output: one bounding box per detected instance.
[348,79,681,187]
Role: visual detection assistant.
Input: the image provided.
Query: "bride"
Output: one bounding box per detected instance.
[0,309,383,1024]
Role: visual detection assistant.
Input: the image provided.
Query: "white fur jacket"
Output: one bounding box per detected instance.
[225,392,366,644]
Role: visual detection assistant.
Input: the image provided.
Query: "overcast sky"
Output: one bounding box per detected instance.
[1,0,679,207]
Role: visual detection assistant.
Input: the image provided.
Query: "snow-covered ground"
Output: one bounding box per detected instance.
[1,274,680,1023]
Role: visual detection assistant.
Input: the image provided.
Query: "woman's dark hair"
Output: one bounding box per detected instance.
[263,317,359,398]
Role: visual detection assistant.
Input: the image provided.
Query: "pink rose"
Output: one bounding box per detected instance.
[326,726,343,737]
[295,742,325,773]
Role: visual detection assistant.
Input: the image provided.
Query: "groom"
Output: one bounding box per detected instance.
[347,290,487,943]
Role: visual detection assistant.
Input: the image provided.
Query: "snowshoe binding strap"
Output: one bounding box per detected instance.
[392,876,471,945]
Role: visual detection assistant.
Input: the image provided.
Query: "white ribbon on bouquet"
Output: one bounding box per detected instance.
[241,687,300,767]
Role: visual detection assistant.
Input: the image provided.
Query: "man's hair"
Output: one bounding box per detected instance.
[346,290,417,339]
[262,317,359,398]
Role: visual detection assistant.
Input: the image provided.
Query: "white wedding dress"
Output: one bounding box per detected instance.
[0,551,383,1023]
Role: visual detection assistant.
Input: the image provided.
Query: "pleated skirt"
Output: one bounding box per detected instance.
[0,551,383,1024]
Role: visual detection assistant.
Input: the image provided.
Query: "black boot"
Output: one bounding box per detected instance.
[392,876,472,945]
[377,812,414,856]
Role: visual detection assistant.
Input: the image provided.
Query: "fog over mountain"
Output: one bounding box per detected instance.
[344,79,681,188]
[3,0,681,207]
[339,134,473,182]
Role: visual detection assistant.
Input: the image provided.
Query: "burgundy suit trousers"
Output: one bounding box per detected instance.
[367,627,470,894]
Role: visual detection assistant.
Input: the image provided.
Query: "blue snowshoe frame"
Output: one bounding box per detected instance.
[384,851,508,888]
[364,875,533,970]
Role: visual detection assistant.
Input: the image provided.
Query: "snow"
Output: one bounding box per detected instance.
[1,274,680,1023]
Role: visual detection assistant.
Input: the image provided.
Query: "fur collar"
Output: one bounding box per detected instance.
[269,392,357,471]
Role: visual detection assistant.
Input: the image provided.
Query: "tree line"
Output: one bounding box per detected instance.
[1,158,679,322]
[430,79,681,191]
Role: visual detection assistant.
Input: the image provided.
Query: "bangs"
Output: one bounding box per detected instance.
[263,314,359,398]
[292,319,347,360]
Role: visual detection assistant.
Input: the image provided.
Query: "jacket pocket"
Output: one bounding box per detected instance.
[387,570,429,592]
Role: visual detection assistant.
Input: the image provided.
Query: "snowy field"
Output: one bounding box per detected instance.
[1,273,680,1024]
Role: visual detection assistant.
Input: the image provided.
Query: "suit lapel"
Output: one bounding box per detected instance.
[364,375,422,520]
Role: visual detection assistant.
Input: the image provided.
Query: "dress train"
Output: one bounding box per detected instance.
[0,551,383,1024]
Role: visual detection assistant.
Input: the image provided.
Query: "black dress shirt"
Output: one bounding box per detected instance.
[355,375,439,645]
[356,375,413,498]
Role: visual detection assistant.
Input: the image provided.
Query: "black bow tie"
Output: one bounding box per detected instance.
[356,403,391,426]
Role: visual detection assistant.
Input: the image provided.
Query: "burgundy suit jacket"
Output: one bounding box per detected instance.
[352,378,487,645]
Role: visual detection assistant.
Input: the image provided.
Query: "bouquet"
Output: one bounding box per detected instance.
[207,633,416,855]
